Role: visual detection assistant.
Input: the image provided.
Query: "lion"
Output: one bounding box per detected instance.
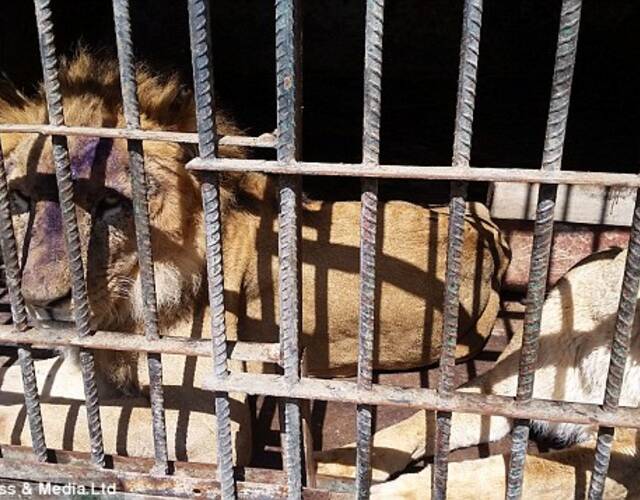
[317,248,640,499]
[0,51,509,466]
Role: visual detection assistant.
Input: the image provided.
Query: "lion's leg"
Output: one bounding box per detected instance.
[315,404,512,481]
[316,352,519,480]
[0,354,252,465]
[371,430,639,499]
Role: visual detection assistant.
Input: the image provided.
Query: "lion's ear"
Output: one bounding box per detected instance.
[138,71,196,132]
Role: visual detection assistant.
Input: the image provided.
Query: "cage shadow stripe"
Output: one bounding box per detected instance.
[432,1,482,496]
[32,0,106,467]
[0,145,48,462]
[276,0,304,496]
[187,0,237,498]
[506,1,582,497]
[112,0,169,475]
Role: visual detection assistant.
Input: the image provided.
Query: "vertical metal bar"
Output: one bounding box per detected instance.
[32,0,106,468]
[187,1,236,498]
[506,1,582,498]
[586,201,640,499]
[276,0,304,497]
[356,0,385,498]
[431,1,482,498]
[0,145,48,462]
[112,0,169,475]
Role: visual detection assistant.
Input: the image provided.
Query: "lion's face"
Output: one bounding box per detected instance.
[0,54,210,332]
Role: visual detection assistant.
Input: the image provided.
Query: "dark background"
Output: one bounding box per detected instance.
[0,0,637,203]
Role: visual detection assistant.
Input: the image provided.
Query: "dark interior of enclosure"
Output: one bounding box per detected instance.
[1,0,637,205]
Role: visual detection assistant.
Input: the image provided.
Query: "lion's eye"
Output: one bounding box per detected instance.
[95,194,127,220]
[9,190,30,214]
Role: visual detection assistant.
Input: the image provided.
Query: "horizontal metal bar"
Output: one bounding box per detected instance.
[0,124,276,148]
[0,325,280,364]
[0,444,352,497]
[188,158,640,187]
[203,373,640,429]
[0,456,345,499]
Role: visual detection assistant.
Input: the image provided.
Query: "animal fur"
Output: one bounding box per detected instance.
[0,51,509,465]
[316,248,640,499]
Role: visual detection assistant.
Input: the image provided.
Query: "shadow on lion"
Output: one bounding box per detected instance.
[0,52,510,474]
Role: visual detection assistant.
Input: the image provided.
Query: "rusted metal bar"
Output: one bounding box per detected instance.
[0,325,280,363]
[32,0,106,468]
[587,201,640,500]
[187,1,236,498]
[506,1,582,497]
[187,158,640,187]
[112,0,169,475]
[276,0,304,496]
[0,123,277,148]
[0,145,47,462]
[432,1,482,496]
[356,1,385,497]
[203,373,640,429]
[0,455,347,499]
[0,444,350,498]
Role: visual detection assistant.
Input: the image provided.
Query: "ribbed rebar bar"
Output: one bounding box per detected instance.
[355,1,385,498]
[0,145,47,462]
[587,196,640,499]
[431,1,482,497]
[32,0,105,468]
[187,1,236,498]
[432,183,467,500]
[112,0,169,475]
[506,2,582,498]
[276,0,304,497]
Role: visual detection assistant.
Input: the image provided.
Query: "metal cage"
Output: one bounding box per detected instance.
[0,0,637,498]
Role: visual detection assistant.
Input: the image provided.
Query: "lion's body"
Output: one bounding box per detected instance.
[0,53,509,465]
[318,248,640,498]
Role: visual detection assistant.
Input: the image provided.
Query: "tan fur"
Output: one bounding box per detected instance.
[317,249,640,498]
[0,52,509,465]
